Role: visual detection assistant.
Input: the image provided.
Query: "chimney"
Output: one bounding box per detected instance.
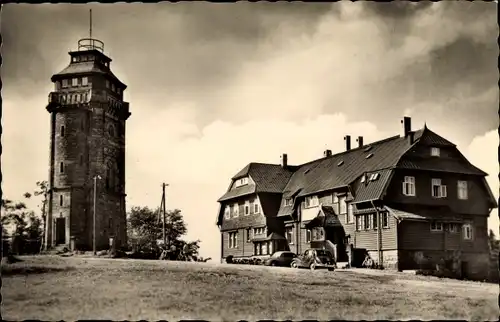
[356,136,364,148]
[401,116,412,137]
[324,149,332,157]
[344,135,351,151]
[280,153,288,168]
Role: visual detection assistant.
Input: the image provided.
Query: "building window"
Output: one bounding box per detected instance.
[254,203,259,213]
[305,195,319,208]
[356,215,364,231]
[59,195,63,206]
[106,80,110,88]
[369,173,380,181]
[373,213,378,230]
[382,212,389,228]
[60,162,64,174]
[403,176,416,196]
[246,228,251,243]
[117,88,121,95]
[111,83,115,92]
[457,181,468,200]
[235,177,248,187]
[72,78,78,87]
[346,204,354,224]
[79,155,83,166]
[228,232,238,249]
[62,79,69,88]
[431,147,440,157]
[254,227,265,236]
[285,226,294,244]
[462,223,473,240]
[82,77,88,86]
[233,204,239,217]
[448,223,459,233]
[306,229,312,243]
[284,198,293,206]
[109,217,113,229]
[431,178,447,198]
[76,93,81,103]
[224,207,230,220]
[339,195,347,214]
[430,221,443,232]
[364,214,371,230]
[60,125,65,137]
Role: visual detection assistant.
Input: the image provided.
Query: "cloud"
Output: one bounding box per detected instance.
[466,130,499,237]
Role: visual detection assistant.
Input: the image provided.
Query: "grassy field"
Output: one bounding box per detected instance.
[2,256,498,321]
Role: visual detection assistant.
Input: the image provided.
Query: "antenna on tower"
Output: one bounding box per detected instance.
[89,9,92,40]
[78,8,104,53]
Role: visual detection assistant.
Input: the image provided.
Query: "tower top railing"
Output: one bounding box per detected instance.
[78,38,104,53]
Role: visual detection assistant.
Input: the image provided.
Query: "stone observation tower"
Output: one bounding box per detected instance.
[45,14,130,251]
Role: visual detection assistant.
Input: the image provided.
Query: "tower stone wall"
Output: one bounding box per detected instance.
[45,41,130,251]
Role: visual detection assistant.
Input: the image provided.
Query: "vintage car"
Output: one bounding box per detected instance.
[290,248,336,271]
[264,251,298,267]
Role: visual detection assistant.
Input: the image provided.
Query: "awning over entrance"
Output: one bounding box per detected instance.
[385,205,463,223]
[252,232,286,243]
[302,205,342,229]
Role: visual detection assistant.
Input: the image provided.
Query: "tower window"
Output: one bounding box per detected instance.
[60,162,64,174]
[59,195,63,206]
[62,79,69,88]
[82,77,88,86]
[72,78,78,87]
[79,155,83,165]
[60,125,65,137]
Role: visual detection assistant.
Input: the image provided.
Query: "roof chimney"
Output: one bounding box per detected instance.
[324,149,332,157]
[356,136,364,148]
[401,116,412,137]
[344,135,351,151]
[280,153,288,168]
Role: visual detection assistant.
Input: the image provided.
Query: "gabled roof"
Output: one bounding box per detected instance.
[416,126,456,147]
[218,163,295,202]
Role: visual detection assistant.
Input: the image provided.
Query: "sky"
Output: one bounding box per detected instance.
[2,2,498,260]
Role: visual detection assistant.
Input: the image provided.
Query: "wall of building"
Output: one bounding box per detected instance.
[386,169,491,215]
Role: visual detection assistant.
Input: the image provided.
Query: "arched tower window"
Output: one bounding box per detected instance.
[107,124,115,137]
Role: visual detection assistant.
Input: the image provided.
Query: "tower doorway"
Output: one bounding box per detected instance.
[55,217,66,245]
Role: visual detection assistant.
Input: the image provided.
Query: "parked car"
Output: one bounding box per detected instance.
[291,248,336,271]
[264,251,298,267]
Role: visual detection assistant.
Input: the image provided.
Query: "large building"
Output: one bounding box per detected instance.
[216,117,497,280]
[45,37,130,251]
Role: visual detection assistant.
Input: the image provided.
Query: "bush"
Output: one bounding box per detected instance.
[225,255,234,264]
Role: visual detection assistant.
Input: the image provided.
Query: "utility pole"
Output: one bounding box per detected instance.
[162,183,169,247]
[93,175,101,255]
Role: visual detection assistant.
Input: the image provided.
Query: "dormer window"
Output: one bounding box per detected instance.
[305,195,319,208]
[431,147,440,157]
[285,198,293,206]
[361,174,366,183]
[235,177,249,187]
[370,173,380,181]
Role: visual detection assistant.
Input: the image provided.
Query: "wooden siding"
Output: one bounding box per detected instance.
[221,230,244,258]
[351,212,398,251]
[386,170,491,215]
[397,215,489,253]
[220,195,266,231]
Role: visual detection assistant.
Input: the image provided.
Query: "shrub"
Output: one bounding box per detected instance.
[225,255,234,264]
